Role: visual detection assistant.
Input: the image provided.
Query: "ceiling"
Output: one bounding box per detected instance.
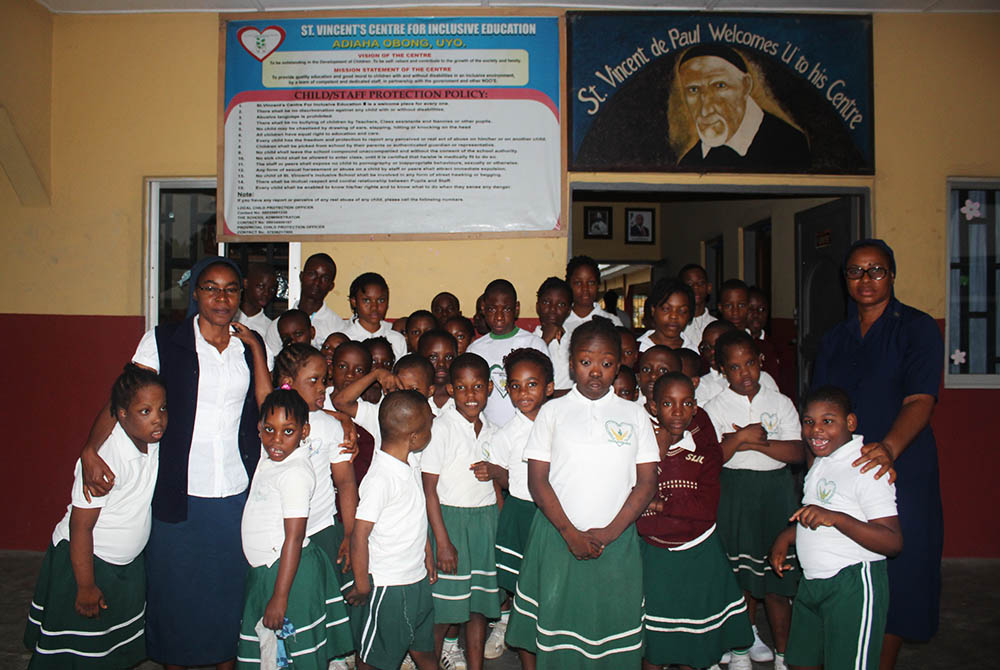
[33,0,1000,13]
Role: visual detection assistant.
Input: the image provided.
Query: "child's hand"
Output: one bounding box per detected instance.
[345,583,370,607]
[768,539,792,578]
[230,322,260,349]
[539,323,565,344]
[470,461,496,482]
[337,535,352,572]
[373,369,402,392]
[325,410,359,460]
[75,584,106,618]
[731,422,768,451]
[436,541,458,574]
[80,451,114,502]
[644,497,665,515]
[263,594,288,630]
[425,550,438,585]
[853,442,897,483]
[791,505,840,530]
[563,528,602,560]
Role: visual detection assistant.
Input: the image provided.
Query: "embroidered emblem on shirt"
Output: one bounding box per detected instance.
[490,364,508,398]
[817,478,837,503]
[605,421,634,446]
[760,412,779,437]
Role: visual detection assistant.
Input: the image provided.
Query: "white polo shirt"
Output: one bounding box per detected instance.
[704,386,801,471]
[697,368,779,406]
[264,302,348,355]
[354,397,383,451]
[337,318,407,361]
[52,424,159,565]
[488,409,535,501]
[356,450,428,586]
[133,317,250,498]
[797,435,898,579]
[563,304,624,335]
[467,328,549,427]
[241,446,315,568]
[304,410,351,537]
[237,309,273,339]
[681,311,717,349]
[421,407,498,508]
[532,326,573,391]
[525,387,659,531]
[636,329,698,354]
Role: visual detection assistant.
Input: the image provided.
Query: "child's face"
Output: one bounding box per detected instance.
[278,315,313,346]
[406,316,437,352]
[419,335,457,386]
[748,293,769,335]
[289,355,328,411]
[802,400,857,458]
[320,333,349,379]
[719,288,749,330]
[483,291,518,335]
[351,283,388,325]
[654,380,697,439]
[680,268,711,311]
[721,343,762,397]
[619,331,639,369]
[445,320,473,355]
[448,367,492,422]
[651,292,692,339]
[699,327,726,371]
[612,371,639,401]
[397,367,435,399]
[569,265,599,308]
[259,407,309,463]
[571,335,620,400]
[507,360,553,420]
[368,342,394,371]
[637,350,680,400]
[118,384,168,445]
[431,294,460,325]
[536,288,571,328]
[244,269,277,310]
[331,347,370,392]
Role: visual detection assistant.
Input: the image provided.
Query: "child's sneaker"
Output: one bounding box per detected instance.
[440,643,468,670]
[748,624,774,662]
[773,652,788,670]
[328,657,354,670]
[399,653,416,670]
[719,651,731,664]
[728,650,753,670]
[484,615,508,659]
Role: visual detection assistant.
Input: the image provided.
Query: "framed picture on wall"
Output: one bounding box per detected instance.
[626,208,655,244]
[583,206,613,239]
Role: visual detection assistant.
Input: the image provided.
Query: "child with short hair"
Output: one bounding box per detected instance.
[638,373,752,669]
[347,390,439,670]
[277,309,315,348]
[444,315,476,356]
[636,345,682,409]
[238,262,278,337]
[363,336,396,404]
[25,364,165,670]
[467,279,549,427]
[747,287,790,396]
[406,309,439,353]
[340,272,408,360]
[617,326,640,369]
[613,365,640,401]
[421,353,501,670]
[563,256,624,334]
[717,279,751,332]
[236,389,354,669]
[533,276,574,392]
[678,264,717,348]
[704,330,805,669]
[506,319,659,668]
[638,278,698,353]
[418,329,459,415]
[325,340,378,488]
[320,332,350,387]
[770,385,901,670]
[698,321,781,406]
[432,292,461,325]
[676,348,703,390]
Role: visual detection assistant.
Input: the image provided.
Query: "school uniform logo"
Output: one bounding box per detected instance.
[605,421,634,446]
[490,364,509,398]
[816,478,837,503]
[760,412,779,437]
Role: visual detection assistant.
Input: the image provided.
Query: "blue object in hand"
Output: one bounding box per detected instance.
[275,617,296,668]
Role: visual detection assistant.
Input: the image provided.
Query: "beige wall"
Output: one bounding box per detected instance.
[1,10,998,319]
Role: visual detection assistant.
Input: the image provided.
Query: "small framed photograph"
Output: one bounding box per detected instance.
[583,206,613,239]
[625,208,655,244]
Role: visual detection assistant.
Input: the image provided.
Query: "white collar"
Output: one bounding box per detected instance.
[672,430,697,453]
[702,97,764,159]
[297,301,330,319]
[823,434,865,463]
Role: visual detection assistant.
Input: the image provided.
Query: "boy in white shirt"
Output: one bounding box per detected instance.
[678,264,717,348]
[532,277,574,392]
[237,263,278,337]
[263,253,346,353]
[562,255,623,335]
[770,385,901,670]
[347,390,438,670]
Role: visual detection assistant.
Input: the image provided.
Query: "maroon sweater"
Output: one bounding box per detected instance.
[636,410,723,547]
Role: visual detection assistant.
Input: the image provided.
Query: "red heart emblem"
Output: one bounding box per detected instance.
[238,26,286,63]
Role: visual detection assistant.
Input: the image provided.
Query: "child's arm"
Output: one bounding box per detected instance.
[717,422,768,462]
[768,525,796,578]
[753,439,806,464]
[332,368,399,418]
[421,473,457,574]
[345,519,374,606]
[322,410,359,458]
[470,461,509,490]
[425,537,438,584]
[331,462,359,571]
[69,507,106,618]
[791,506,903,557]
[80,404,117,500]
[264,517,307,630]
[231,323,272,408]
[590,462,657,547]
[527,460,602,560]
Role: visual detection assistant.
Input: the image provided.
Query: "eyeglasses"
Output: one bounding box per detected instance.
[844,266,889,281]
[198,284,240,297]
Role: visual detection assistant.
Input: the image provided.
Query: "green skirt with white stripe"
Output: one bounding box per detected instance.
[308,523,355,596]
[506,512,645,670]
[430,504,501,623]
[236,542,354,669]
[641,530,753,666]
[495,496,537,595]
[717,467,801,598]
[24,541,146,670]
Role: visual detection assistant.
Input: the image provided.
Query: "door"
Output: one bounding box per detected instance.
[795,197,861,397]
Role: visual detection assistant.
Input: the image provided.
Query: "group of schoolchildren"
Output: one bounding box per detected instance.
[27,253,902,670]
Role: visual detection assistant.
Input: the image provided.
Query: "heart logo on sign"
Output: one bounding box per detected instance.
[238,26,286,62]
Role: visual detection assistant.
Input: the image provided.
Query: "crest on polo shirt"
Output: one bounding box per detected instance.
[605,420,634,446]
[817,478,837,503]
[490,364,508,398]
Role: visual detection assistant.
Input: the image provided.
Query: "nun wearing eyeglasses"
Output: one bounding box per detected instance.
[811,239,944,669]
[79,256,270,670]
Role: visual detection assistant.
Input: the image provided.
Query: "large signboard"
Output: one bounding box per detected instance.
[568,12,873,174]
[221,16,560,239]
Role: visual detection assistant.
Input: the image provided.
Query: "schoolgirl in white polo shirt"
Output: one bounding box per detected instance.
[703,329,805,668]
[770,386,901,670]
[338,272,408,361]
[506,318,659,669]
[636,279,699,354]
[25,364,164,670]
[236,390,353,670]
